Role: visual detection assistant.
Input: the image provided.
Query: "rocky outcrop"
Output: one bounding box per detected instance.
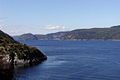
[0,30,47,69]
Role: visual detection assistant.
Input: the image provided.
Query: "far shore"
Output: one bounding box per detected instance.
[18,39,120,41]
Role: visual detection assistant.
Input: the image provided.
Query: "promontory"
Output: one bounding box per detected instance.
[0,30,47,69]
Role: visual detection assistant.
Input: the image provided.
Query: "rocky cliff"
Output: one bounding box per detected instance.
[0,30,47,69]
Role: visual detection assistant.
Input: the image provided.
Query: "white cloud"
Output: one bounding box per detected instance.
[45,25,66,30]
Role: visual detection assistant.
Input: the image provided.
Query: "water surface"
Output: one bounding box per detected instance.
[15,40,120,80]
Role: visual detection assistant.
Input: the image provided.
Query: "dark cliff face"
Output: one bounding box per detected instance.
[0,30,47,67]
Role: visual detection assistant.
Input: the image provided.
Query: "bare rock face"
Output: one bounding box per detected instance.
[0,30,47,68]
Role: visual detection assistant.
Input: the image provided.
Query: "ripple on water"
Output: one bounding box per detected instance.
[41,56,67,68]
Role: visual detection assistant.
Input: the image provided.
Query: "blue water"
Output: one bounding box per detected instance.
[15,40,120,80]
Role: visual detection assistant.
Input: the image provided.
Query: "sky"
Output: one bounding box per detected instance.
[0,0,120,35]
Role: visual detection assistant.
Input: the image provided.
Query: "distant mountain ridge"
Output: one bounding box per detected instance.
[14,25,120,40]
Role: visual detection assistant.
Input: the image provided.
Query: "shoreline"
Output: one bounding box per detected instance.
[0,56,47,80]
[19,39,120,41]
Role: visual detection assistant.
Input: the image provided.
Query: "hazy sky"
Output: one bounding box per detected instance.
[0,0,120,35]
